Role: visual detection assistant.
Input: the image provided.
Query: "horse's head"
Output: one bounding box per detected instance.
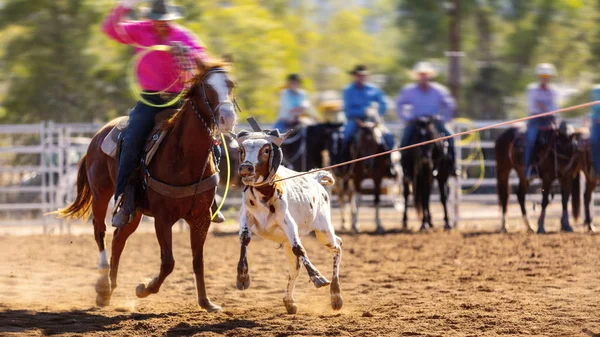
[189,61,237,134]
[412,117,438,164]
[236,129,292,186]
[355,118,384,157]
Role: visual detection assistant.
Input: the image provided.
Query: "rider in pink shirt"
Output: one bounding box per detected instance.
[103,0,212,228]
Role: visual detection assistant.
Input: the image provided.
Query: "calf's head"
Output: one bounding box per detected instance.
[237,129,292,186]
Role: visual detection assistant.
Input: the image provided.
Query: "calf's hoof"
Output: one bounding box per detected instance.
[283,299,297,314]
[311,274,331,288]
[331,294,343,311]
[236,274,250,290]
[199,298,222,313]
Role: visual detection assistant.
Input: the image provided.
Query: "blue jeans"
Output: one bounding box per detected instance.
[591,122,600,173]
[114,93,180,200]
[524,117,555,170]
[343,119,395,150]
[273,119,292,133]
[400,120,455,159]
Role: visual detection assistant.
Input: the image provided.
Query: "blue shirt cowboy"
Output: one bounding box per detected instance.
[524,63,559,178]
[342,65,394,151]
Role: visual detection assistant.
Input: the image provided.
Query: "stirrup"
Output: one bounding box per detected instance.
[112,195,133,228]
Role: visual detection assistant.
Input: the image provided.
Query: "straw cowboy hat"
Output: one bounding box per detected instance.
[142,0,185,21]
[535,63,557,77]
[349,65,370,76]
[410,61,438,79]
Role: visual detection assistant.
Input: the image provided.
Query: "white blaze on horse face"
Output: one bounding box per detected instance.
[206,72,236,133]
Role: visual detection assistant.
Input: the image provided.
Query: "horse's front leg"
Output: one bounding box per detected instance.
[537,178,552,234]
[373,177,384,234]
[236,210,252,290]
[438,176,451,231]
[403,179,410,230]
[560,177,574,232]
[584,178,596,232]
[136,216,176,298]
[349,179,360,234]
[281,209,330,288]
[185,211,222,312]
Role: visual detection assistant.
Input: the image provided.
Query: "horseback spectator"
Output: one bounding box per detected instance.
[396,61,458,182]
[342,65,396,177]
[274,74,313,132]
[524,63,558,180]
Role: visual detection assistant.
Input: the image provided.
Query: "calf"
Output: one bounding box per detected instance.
[235,129,343,314]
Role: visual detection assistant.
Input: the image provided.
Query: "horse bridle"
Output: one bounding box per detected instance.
[196,67,235,135]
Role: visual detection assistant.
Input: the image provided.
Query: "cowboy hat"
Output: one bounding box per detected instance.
[141,0,185,21]
[410,61,438,79]
[349,65,370,76]
[535,63,557,77]
[287,73,303,82]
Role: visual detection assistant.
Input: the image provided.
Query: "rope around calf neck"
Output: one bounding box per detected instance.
[272,101,600,184]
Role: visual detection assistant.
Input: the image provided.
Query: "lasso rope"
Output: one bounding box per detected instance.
[454,118,485,194]
[211,133,230,220]
[113,6,190,107]
[272,101,600,183]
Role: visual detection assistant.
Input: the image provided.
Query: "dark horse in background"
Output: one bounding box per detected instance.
[280,122,343,172]
[402,117,454,231]
[55,63,236,311]
[574,132,597,232]
[495,119,581,234]
[331,117,390,234]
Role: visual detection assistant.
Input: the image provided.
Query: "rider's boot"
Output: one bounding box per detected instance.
[386,155,397,178]
[526,165,538,181]
[211,201,225,223]
[112,185,136,228]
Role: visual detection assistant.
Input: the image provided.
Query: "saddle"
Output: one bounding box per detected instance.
[100,109,176,165]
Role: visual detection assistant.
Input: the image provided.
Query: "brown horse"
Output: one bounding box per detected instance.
[333,118,389,234]
[54,62,237,311]
[495,122,581,234]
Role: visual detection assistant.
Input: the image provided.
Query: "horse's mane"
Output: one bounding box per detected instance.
[162,61,229,131]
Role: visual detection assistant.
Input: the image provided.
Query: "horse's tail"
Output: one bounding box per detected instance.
[313,170,335,187]
[51,155,93,221]
[572,172,581,221]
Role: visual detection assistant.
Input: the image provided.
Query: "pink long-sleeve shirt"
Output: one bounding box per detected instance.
[102,5,207,93]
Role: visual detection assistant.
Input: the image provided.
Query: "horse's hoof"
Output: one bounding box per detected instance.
[537,227,546,235]
[283,299,297,314]
[96,294,111,307]
[419,226,428,232]
[236,274,250,290]
[374,227,385,235]
[135,283,150,298]
[499,227,508,234]
[444,224,452,231]
[199,298,222,313]
[311,274,331,288]
[589,224,597,233]
[561,225,574,233]
[331,294,343,311]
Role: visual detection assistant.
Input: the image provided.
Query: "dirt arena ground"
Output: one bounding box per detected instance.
[1,218,600,337]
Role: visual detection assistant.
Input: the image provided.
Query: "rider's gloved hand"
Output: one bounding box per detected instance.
[121,0,140,9]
